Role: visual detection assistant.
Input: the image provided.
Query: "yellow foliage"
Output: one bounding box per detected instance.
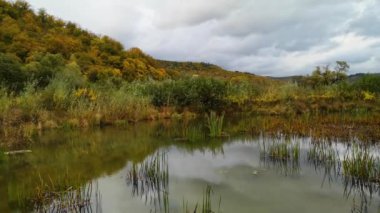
[74,88,97,102]
[362,91,376,101]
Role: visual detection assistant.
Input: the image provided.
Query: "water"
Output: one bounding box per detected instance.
[1,119,379,213]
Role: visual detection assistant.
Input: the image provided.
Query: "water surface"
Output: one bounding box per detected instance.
[1,119,379,213]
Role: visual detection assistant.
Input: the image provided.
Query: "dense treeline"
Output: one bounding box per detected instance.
[0,0,379,145]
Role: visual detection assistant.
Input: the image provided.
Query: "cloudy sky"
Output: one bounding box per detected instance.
[26,0,380,76]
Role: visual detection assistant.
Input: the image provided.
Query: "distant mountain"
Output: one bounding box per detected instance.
[268,73,380,83]
[347,73,380,82]
[157,60,272,84]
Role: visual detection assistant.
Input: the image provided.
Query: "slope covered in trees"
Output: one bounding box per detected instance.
[0,0,174,91]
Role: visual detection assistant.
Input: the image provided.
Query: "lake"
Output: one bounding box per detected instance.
[1,118,379,213]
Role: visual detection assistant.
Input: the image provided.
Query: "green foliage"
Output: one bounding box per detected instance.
[343,146,379,182]
[150,77,227,112]
[353,74,380,93]
[206,111,224,137]
[0,53,26,91]
[24,53,66,87]
[301,61,349,88]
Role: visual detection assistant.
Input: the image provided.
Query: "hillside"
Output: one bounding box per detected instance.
[0,0,172,88]
[158,60,274,87]
[0,0,276,91]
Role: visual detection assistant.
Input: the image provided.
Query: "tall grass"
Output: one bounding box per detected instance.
[342,146,380,182]
[260,138,300,175]
[206,111,225,137]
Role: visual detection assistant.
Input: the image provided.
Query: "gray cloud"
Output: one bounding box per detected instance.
[26,0,380,76]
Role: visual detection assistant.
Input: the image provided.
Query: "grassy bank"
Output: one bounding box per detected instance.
[0,73,379,146]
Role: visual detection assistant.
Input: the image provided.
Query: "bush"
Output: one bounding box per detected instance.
[353,74,380,93]
[149,77,227,112]
[0,53,26,92]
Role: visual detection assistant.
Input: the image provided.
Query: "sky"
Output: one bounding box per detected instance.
[25,0,380,76]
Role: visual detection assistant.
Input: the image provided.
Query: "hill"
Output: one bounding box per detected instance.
[0,0,276,91]
[0,0,173,88]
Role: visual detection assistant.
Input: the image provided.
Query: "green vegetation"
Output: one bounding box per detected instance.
[0,149,5,164]
[0,0,380,146]
[31,181,96,212]
[261,139,300,162]
[259,138,301,175]
[342,146,380,183]
[206,111,225,137]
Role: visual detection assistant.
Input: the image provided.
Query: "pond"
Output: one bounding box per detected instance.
[1,118,380,213]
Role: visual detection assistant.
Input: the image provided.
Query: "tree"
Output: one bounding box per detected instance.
[0,53,26,91]
[302,61,349,88]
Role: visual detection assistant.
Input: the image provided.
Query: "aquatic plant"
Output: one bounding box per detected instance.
[27,177,99,213]
[342,146,380,182]
[126,152,169,211]
[206,111,225,137]
[260,139,301,175]
[307,142,338,168]
[265,142,300,161]
[182,185,221,213]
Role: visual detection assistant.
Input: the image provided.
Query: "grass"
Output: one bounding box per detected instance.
[259,138,301,175]
[307,142,338,166]
[206,111,225,137]
[261,139,300,161]
[342,146,380,182]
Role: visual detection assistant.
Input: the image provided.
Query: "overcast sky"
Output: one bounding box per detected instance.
[25,0,380,76]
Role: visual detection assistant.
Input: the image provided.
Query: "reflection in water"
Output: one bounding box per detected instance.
[126,152,169,212]
[2,118,380,213]
[32,181,102,213]
[307,142,341,186]
[307,142,380,213]
[259,136,301,176]
[343,177,379,213]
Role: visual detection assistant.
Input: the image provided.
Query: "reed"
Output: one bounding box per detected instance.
[264,142,300,161]
[182,185,221,213]
[259,138,301,175]
[342,146,380,182]
[206,111,225,137]
[126,152,169,211]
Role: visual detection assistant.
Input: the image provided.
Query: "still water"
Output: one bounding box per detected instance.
[1,119,379,213]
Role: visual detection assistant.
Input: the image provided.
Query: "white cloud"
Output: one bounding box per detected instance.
[26,0,380,76]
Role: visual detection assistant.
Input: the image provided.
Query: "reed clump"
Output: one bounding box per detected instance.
[342,146,380,182]
[24,176,96,212]
[206,111,225,137]
[262,141,300,162]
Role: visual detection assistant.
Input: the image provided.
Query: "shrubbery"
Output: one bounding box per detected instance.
[149,77,227,112]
